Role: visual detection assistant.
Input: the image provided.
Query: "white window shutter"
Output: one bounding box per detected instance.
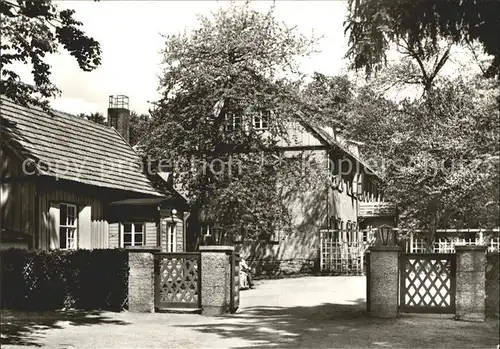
[78,205,92,249]
[48,203,60,250]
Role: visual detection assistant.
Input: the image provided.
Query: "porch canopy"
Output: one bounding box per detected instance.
[107,195,189,222]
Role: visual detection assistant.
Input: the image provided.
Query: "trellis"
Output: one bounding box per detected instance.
[320,229,375,275]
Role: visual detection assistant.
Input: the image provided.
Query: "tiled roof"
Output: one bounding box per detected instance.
[0,97,163,196]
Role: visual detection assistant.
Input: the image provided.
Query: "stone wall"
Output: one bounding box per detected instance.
[486,252,499,318]
[127,247,159,313]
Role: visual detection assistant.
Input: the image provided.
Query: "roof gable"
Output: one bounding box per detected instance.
[293,111,382,179]
[0,97,163,196]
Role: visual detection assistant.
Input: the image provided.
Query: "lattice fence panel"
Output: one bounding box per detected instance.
[400,254,455,313]
[156,254,200,308]
[320,233,369,275]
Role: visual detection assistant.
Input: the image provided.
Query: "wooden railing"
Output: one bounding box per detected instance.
[358,201,397,217]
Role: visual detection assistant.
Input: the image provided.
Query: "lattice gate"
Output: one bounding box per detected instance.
[154,252,201,309]
[399,253,456,314]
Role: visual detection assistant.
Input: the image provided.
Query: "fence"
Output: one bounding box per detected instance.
[150,250,240,314]
[406,229,500,253]
[154,252,201,309]
[320,229,374,274]
[320,228,500,274]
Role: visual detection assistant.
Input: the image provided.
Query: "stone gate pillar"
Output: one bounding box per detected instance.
[367,246,400,318]
[127,246,161,313]
[455,245,487,322]
[199,245,234,316]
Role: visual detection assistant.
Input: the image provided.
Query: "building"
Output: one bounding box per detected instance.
[0,95,189,251]
[188,110,396,275]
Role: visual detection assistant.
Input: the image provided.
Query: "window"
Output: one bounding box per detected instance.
[121,222,145,247]
[167,224,176,252]
[328,159,341,189]
[225,112,241,131]
[329,216,336,229]
[347,221,356,242]
[366,179,372,202]
[355,173,363,197]
[253,110,270,130]
[60,203,77,249]
[362,230,369,243]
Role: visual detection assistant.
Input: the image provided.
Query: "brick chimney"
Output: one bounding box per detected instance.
[107,95,130,143]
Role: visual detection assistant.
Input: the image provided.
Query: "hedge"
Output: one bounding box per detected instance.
[1,248,128,311]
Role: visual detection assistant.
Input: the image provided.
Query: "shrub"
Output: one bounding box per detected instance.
[0,248,128,311]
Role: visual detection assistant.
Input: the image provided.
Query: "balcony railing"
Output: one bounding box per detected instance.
[358,201,397,217]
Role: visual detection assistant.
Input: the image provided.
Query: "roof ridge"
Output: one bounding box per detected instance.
[1,96,166,197]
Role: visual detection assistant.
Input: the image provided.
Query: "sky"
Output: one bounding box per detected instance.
[11,0,485,117]
[12,0,353,116]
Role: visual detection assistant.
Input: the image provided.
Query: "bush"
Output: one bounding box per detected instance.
[1,248,128,311]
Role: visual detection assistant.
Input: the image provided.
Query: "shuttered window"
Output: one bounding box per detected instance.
[60,203,78,249]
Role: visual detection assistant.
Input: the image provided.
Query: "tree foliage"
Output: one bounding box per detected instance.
[77,111,105,125]
[301,73,354,131]
[129,111,151,147]
[343,76,499,230]
[0,0,101,110]
[143,4,315,242]
[345,0,499,79]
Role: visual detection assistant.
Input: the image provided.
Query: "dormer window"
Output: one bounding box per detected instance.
[253,110,270,130]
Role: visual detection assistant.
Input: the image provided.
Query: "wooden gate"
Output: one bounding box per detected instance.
[154,252,201,310]
[399,253,456,314]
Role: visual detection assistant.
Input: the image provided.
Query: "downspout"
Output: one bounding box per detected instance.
[34,183,39,250]
[156,204,161,248]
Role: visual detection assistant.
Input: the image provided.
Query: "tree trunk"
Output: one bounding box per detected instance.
[427,199,438,253]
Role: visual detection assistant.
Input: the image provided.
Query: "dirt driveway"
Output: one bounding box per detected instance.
[1,276,498,348]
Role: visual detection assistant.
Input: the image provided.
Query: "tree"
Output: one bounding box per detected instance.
[344,0,499,80]
[343,76,499,235]
[301,72,354,131]
[77,112,105,125]
[0,0,101,110]
[129,111,151,147]
[142,3,315,243]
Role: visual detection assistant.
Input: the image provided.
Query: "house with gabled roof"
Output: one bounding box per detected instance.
[1,95,189,251]
[219,111,397,275]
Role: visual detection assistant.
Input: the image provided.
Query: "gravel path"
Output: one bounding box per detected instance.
[1,276,498,348]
